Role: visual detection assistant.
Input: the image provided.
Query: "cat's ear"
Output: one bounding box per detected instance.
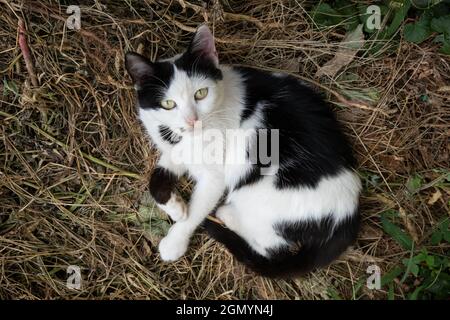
[188,25,218,66]
[125,52,154,89]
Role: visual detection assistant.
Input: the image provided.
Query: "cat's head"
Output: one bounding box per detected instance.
[125,25,223,135]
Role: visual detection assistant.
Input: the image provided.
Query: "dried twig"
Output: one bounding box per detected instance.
[174,0,281,29]
[18,19,38,87]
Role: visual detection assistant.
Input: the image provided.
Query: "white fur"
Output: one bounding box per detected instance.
[223,169,361,256]
[157,192,188,222]
[138,65,361,261]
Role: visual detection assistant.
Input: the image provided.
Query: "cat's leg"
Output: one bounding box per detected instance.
[216,203,286,256]
[159,172,225,261]
[154,187,187,222]
[216,204,240,231]
[150,153,187,222]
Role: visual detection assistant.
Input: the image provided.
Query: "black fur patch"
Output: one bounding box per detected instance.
[237,67,278,122]
[204,211,360,278]
[232,166,263,191]
[234,66,356,189]
[149,167,178,204]
[175,44,222,81]
[137,62,174,110]
[273,213,360,273]
[158,125,182,144]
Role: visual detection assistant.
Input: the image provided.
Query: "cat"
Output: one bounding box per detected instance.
[125,25,361,277]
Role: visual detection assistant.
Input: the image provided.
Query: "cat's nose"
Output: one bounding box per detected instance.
[186,116,198,128]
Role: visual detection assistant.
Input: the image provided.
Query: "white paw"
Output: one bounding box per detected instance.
[158,193,188,222]
[158,228,189,262]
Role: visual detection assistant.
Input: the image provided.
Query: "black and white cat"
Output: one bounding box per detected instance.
[125,25,361,277]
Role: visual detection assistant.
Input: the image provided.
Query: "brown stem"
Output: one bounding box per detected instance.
[18,19,38,87]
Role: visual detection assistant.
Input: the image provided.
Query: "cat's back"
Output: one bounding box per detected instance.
[230,66,356,188]
[231,65,344,142]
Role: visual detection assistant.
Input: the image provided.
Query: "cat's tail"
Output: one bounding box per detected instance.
[202,218,358,278]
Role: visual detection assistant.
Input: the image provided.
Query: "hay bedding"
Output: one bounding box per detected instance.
[0,0,448,299]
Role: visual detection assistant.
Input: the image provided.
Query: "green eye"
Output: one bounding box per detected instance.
[194,88,208,100]
[160,99,176,110]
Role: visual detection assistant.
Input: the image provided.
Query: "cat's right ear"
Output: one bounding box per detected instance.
[188,25,219,66]
[125,52,154,89]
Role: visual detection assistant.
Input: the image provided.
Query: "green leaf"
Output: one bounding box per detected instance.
[404,12,433,43]
[431,219,450,244]
[440,219,450,232]
[381,214,414,250]
[429,2,450,18]
[147,216,171,237]
[334,0,359,30]
[426,273,450,298]
[388,283,395,300]
[434,34,445,43]
[402,257,418,277]
[312,3,342,27]
[440,42,450,54]
[351,278,366,300]
[436,34,450,55]
[384,209,400,219]
[2,79,19,97]
[384,1,412,38]
[381,266,404,287]
[370,174,381,186]
[406,174,423,193]
[136,191,171,239]
[412,251,427,264]
[401,246,422,283]
[444,230,450,242]
[410,263,420,277]
[430,231,442,245]
[327,287,343,300]
[340,87,380,104]
[430,15,450,34]
[408,285,424,300]
[426,255,435,268]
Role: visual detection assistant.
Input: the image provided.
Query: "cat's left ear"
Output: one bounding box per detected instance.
[125,52,154,89]
[188,25,219,66]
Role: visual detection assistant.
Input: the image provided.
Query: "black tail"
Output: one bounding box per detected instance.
[202,214,359,278]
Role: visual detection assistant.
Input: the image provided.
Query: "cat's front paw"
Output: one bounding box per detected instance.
[158,229,189,261]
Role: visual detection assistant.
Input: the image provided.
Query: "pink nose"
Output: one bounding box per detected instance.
[186,117,198,127]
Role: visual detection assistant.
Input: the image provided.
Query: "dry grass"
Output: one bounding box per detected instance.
[0,0,449,299]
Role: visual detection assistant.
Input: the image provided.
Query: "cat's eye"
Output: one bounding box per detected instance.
[194,88,208,100]
[160,99,176,110]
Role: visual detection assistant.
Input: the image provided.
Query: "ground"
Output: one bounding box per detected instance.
[0,0,449,299]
